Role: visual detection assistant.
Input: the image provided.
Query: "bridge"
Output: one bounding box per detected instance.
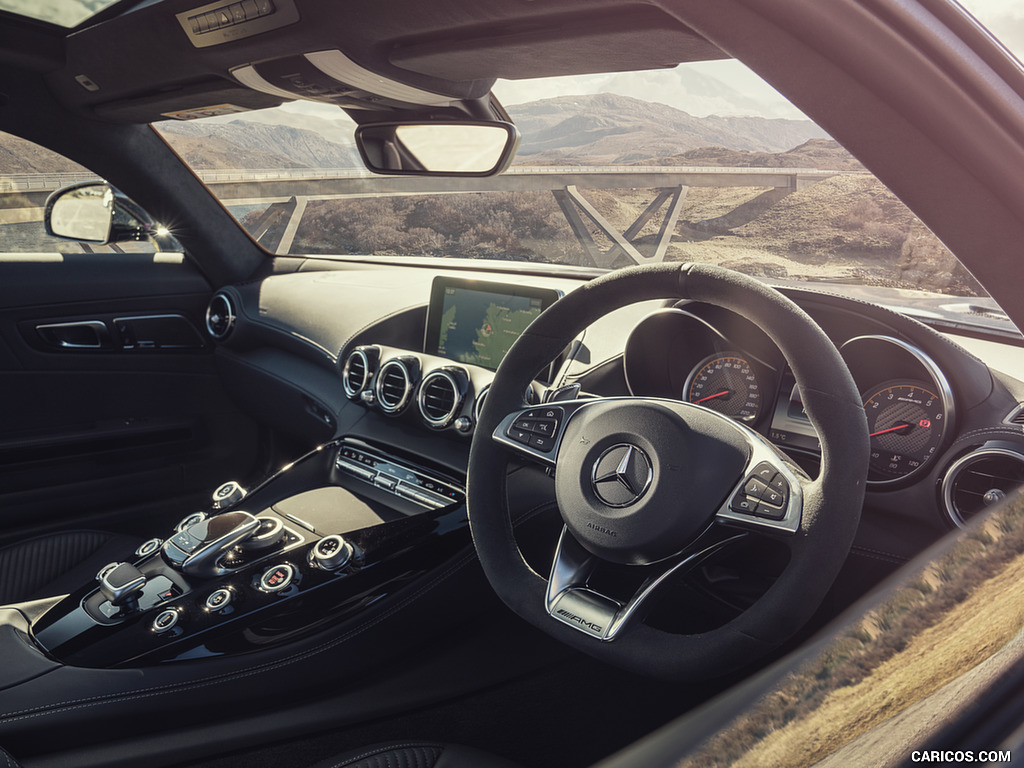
[0,165,854,267]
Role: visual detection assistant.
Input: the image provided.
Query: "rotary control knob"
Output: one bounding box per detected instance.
[240,517,286,553]
[310,535,353,571]
[212,481,246,510]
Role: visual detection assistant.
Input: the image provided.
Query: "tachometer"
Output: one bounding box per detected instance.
[864,379,946,480]
[684,352,762,423]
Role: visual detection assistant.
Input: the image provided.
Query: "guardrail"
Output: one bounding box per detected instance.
[0,165,850,192]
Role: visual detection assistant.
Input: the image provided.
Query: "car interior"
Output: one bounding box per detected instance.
[3,0,1024,766]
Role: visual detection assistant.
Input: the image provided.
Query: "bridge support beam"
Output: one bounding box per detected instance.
[278,196,308,255]
[553,185,687,268]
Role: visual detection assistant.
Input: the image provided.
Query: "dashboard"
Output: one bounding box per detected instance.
[210,263,1024,567]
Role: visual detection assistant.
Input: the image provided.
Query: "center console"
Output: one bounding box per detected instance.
[26,437,468,668]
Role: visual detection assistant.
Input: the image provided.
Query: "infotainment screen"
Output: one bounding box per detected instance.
[424,276,561,371]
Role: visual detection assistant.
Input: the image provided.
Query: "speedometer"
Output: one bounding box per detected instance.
[684,352,762,423]
[864,379,946,480]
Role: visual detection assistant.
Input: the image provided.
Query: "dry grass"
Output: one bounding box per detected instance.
[720,551,1024,768]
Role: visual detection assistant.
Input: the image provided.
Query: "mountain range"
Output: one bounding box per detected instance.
[507,94,830,164]
[158,120,361,170]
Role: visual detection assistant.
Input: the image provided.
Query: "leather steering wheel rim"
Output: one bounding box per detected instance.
[467,263,869,680]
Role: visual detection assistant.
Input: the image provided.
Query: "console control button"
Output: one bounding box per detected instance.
[152,609,180,633]
[205,588,234,611]
[311,535,353,571]
[169,530,202,554]
[259,563,296,593]
[337,458,376,482]
[176,511,207,532]
[135,538,163,558]
[374,474,398,491]
[212,481,246,510]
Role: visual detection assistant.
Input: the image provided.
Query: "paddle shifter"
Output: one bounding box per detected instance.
[161,510,262,578]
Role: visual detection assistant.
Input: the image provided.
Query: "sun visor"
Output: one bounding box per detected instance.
[388,7,728,81]
[232,50,459,111]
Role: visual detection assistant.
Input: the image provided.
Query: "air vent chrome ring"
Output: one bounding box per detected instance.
[374,359,414,414]
[418,369,464,428]
[941,447,1024,528]
[342,348,373,399]
[205,292,236,340]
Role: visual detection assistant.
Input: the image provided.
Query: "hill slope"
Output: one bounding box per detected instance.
[508,93,829,164]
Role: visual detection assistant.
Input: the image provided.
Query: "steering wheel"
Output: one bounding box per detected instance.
[467,263,869,680]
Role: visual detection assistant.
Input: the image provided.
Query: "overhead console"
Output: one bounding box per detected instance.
[340,276,562,436]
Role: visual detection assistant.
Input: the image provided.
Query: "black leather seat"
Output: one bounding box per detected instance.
[0,529,142,605]
[306,742,523,768]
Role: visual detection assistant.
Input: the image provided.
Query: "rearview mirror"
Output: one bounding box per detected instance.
[355,121,520,176]
[45,182,168,245]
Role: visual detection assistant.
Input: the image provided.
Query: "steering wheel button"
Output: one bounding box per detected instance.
[533,419,556,435]
[729,491,757,514]
[769,474,789,493]
[751,462,776,481]
[762,488,786,508]
[743,477,769,499]
[509,429,533,445]
[754,503,787,521]
[530,434,555,452]
[513,418,538,432]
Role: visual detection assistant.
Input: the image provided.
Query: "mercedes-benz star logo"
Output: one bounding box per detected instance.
[591,444,654,508]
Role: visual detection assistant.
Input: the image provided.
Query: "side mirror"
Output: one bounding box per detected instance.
[45,182,165,245]
[355,121,520,177]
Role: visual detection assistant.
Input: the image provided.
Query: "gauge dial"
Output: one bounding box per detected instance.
[684,353,762,423]
[863,380,946,480]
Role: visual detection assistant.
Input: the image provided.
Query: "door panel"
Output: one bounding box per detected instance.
[0,255,262,535]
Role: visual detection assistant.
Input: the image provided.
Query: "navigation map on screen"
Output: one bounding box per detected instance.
[435,286,545,370]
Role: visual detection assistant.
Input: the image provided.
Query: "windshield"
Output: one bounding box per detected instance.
[0,0,122,27]
[152,24,1012,306]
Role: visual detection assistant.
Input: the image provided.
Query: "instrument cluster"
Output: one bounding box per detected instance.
[623,307,955,488]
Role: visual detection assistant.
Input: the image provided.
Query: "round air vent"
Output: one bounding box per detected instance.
[205,292,236,340]
[374,359,415,414]
[418,369,465,428]
[341,347,378,399]
[942,447,1024,527]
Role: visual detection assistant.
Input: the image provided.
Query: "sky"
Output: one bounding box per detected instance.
[959,0,1024,60]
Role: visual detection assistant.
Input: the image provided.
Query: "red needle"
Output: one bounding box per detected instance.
[870,422,912,437]
[694,389,731,404]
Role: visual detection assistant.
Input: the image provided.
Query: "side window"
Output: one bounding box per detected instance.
[0,131,166,254]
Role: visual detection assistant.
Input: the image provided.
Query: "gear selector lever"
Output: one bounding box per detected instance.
[162,510,261,578]
[97,562,147,610]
